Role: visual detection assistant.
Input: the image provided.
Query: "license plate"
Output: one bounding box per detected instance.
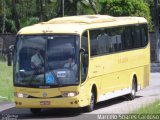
[40,101,51,105]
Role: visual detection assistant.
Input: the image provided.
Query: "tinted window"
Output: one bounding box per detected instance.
[107,27,124,52]
[81,31,89,83]
[90,27,124,56]
[81,31,88,53]
[123,26,133,50]
[90,29,103,56]
[141,24,148,47]
[89,24,148,57]
[133,25,141,48]
[14,35,79,87]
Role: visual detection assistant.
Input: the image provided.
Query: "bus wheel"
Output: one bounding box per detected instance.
[127,78,136,100]
[84,90,95,112]
[30,108,41,114]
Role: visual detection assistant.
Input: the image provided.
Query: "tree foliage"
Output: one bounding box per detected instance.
[99,0,152,30]
[0,0,154,33]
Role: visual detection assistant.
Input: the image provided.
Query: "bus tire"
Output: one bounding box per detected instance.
[84,90,95,112]
[30,108,41,114]
[127,77,137,100]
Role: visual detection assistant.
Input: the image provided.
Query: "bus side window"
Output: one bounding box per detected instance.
[108,35,116,52]
[90,29,108,55]
[141,24,148,47]
[105,27,124,53]
[116,27,125,51]
[124,26,133,50]
[81,31,89,83]
[133,25,141,48]
[97,29,108,54]
[107,28,117,53]
[90,30,98,56]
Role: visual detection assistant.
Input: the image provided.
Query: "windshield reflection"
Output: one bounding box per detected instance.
[14,35,79,87]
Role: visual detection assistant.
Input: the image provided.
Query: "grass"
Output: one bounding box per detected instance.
[118,101,160,120]
[132,100,160,114]
[120,101,160,120]
[0,60,14,102]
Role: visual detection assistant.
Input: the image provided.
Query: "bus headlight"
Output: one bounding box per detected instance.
[62,92,79,97]
[14,92,28,98]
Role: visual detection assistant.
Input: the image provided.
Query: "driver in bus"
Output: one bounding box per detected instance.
[64,57,77,72]
[31,49,44,70]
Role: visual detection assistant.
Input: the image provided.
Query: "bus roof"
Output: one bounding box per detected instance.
[18,15,147,35]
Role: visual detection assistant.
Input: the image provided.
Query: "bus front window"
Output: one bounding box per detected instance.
[14,35,79,87]
[46,36,79,86]
[14,36,45,86]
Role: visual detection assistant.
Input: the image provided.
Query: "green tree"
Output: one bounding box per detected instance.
[16,0,39,28]
[0,0,153,33]
[99,0,152,31]
[12,0,20,31]
[144,0,160,31]
[0,0,17,33]
[1,0,6,33]
[56,0,101,16]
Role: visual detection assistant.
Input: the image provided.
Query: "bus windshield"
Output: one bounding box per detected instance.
[14,35,79,88]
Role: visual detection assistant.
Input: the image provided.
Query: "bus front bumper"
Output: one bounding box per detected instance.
[15,97,88,108]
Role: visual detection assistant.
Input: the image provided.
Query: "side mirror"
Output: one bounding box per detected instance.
[7,45,14,66]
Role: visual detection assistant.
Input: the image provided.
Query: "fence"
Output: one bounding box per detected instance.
[150,32,157,62]
[0,34,16,60]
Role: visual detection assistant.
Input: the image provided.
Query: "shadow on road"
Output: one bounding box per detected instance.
[0,95,143,119]
[1,107,82,119]
[95,95,143,110]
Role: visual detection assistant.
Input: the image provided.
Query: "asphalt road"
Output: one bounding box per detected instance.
[0,73,160,120]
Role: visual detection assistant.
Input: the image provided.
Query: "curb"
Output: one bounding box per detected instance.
[0,102,15,112]
[151,63,160,72]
